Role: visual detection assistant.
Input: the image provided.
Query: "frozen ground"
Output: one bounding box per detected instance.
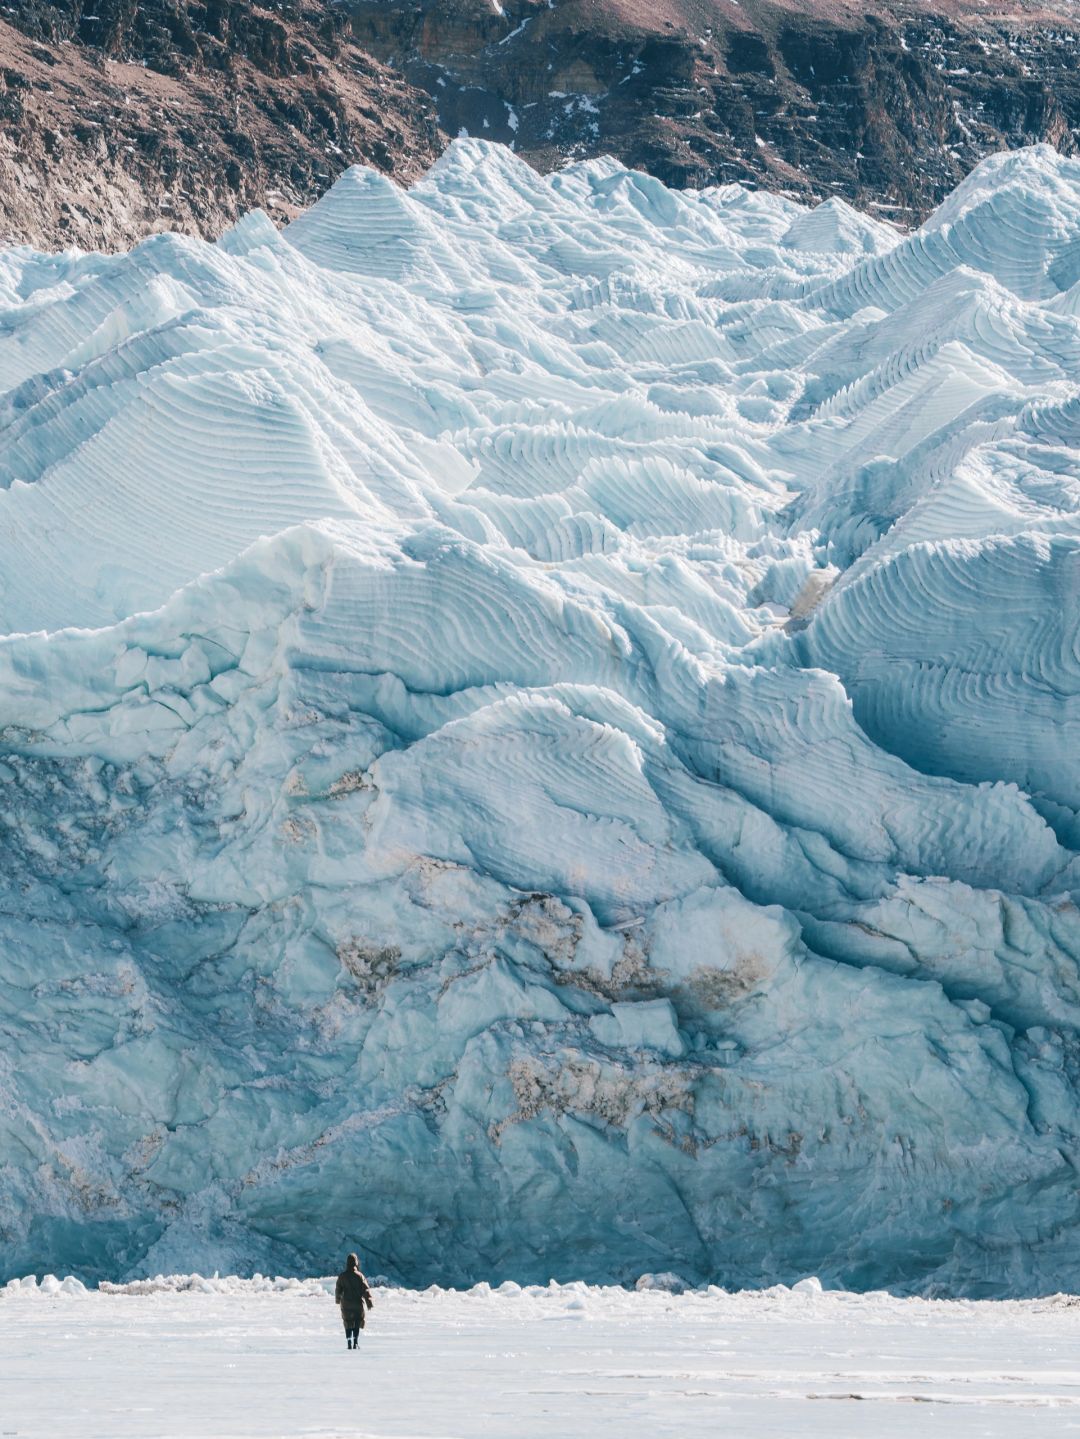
[5,1277,1080,1438]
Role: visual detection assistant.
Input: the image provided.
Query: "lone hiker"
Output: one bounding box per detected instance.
[335,1252,374,1349]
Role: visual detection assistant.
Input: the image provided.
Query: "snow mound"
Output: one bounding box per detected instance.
[2,141,1080,1296]
[3,1274,87,1296]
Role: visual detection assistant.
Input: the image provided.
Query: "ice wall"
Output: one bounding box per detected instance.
[2,142,1080,1294]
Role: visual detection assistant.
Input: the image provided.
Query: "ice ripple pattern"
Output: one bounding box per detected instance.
[2,141,1080,1295]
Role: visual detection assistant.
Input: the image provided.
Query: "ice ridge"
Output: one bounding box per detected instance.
[1,140,1080,1295]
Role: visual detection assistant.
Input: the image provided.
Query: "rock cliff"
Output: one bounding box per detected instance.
[346,0,1080,219]
[0,2,443,249]
[4,2,1080,247]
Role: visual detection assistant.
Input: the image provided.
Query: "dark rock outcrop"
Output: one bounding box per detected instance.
[345,0,1080,220]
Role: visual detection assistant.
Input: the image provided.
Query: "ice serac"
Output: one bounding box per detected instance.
[2,141,1080,1295]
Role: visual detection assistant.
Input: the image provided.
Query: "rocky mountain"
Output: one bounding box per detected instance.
[346,0,1080,220]
[0,2,443,249]
[2,4,1080,255]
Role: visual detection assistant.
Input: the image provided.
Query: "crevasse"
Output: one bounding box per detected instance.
[1,140,1080,1294]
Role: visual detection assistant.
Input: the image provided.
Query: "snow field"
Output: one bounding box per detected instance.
[5,1279,1080,1438]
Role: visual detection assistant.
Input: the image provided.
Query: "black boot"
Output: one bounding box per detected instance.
[347,1337,352,1349]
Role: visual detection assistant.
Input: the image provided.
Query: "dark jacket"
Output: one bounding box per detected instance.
[336,1267,374,1313]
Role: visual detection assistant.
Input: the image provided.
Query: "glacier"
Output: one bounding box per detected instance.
[2,141,1080,1294]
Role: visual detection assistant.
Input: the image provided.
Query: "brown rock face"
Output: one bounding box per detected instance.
[2,0,1080,249]
[0,2,444,250]
[345,0,1080,219]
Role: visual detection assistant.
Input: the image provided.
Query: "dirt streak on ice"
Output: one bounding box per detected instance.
[4,1275,1080,1437]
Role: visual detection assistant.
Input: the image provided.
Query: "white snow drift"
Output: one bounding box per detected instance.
[1,142,1080,1293]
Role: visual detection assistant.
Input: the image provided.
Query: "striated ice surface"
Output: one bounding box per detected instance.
[2,140,1080,1293]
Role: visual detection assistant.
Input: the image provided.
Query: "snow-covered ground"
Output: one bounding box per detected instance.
[5,1278,1080,1437]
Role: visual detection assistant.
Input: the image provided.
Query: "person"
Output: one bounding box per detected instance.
[335,1253,374,1349]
